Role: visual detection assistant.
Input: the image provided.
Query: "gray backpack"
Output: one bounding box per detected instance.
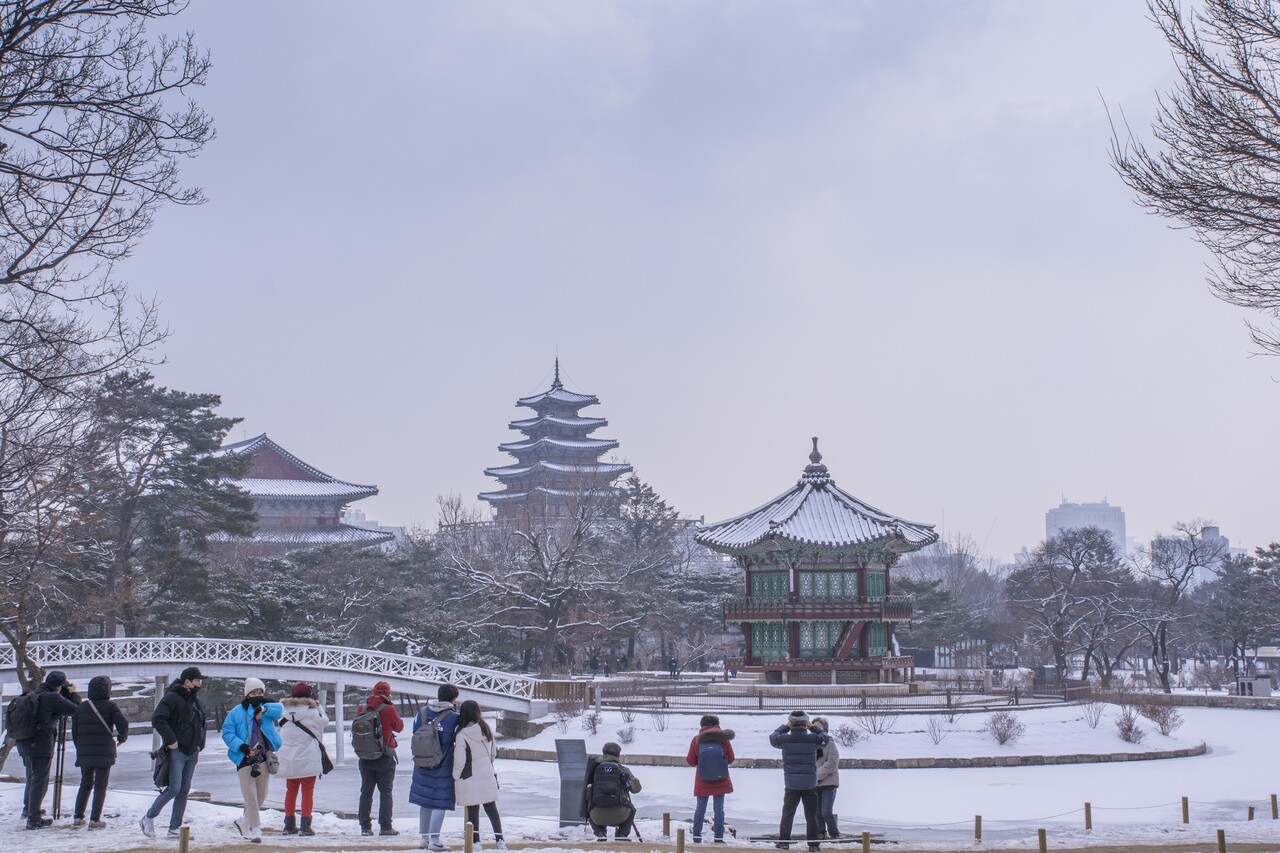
[411,709,454,769]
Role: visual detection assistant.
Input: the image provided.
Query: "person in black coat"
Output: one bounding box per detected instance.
[20,670,81,830]
[71,675,128,827]
[768,710,829,852]
[140,667,207,839]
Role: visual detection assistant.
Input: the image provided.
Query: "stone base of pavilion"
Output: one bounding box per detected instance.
[707,680,918,698]
[723,655,917,687]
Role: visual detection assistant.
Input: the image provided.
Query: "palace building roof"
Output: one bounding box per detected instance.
[217,433,378,502]
[508,414,609,431]
[211,524,393,547]
[695,439,937,555]
[497,436,620,454]
[484,460,634,479]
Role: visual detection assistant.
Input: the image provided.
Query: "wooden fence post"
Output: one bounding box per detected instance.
[1217,828,1226,853]
[1248,806,1255,821]
[676,827,685,853]
[663,812,671,837]
[1037,828,1046,853]
[974,815,982,842]
[465,821,474,853]
[1084,802,1092,831]
[1182,797,1190,824]
[178,826,190,853]
[861,831,870,853]
[1272,794,1278,820]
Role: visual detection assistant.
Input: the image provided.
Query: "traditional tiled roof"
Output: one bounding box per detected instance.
[217,434,378,501]
[497,436,619,454]
[478,485,618,503]
[509,415,608,431]
[516,386,599,409]
[210,524,394,546]
[484,460,634,479]
[695,439,937,555]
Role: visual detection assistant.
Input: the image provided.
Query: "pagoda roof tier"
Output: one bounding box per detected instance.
[216,434,378,501]
[497,436,619,454]
[516,386,599,410]
[484,460,633,479]
[509,414,608,432]
[696,438,937,556]
[478,485,617,503]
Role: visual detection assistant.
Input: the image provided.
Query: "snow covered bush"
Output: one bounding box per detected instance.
[1188,664,1227,691]
[853,705,898,735]
[616,725,635,745]
[1081,699,1106,729]
[832,724,863,748]
[1115,705,1146,744]
[552,698,582,733]
[1136,700,1184,736]
[985,711,1025,745]
[581,712,603,735]
[647,711,670,732]
[618,703,637,723]
[925,716,948,745]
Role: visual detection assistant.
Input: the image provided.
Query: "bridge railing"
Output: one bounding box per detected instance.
[0,637,541,700]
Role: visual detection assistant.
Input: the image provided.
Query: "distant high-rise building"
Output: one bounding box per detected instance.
[1045,499,1127,553]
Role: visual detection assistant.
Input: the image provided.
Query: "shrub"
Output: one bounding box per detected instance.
[853,704,898,736]
[581,712,602,735]
[925,716,948,745]
[1115,705,1146,744]
[1136,700,1184,736]
[618,704,637,723]
[616,725,635,745]
[647,711,669,732]
[832,724,863,748]
[1081,700,1106,729]
[986,711,1025,745]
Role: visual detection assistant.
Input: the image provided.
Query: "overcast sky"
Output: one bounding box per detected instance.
[129,1,1280,562]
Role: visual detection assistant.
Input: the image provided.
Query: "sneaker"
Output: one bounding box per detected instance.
[428,844,449,852]
[380,827,401,836]
[776,843,791,849]
[24,821,48,830]
[250,826,263,843]
[73,818,86,827]
[168,828,185,838]
[362,827,375,837]
[140,815,156,838]
[234,816,248,838]
[88,820,107,830]
[496,841,508,851]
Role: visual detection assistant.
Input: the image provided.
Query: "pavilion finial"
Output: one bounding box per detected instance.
[552,357,563,390]
[800,436,832,486]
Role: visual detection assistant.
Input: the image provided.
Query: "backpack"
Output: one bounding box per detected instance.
[697,740,728,782]
[411,709,453,769]
[591,761,626,808]
[5,691,38,742]
[350,705,388,761]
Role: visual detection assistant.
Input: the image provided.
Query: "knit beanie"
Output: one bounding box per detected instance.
[244,677,266,697]
[180,666,203,682]
[291,682,313,698]
[44,670,67,689]
[602,742,622,756]
[372,681,392,698]
[788,709,810,727]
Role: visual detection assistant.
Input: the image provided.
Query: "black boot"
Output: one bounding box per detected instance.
[299,817,315,837]
[283,815,298,835]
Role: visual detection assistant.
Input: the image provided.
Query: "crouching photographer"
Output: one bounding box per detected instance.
[221,678,284,843]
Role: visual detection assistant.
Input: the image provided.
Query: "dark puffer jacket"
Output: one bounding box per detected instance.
[408,700,459,810]
[768,724,828,791]
[71,676,128,768]
[152,679,207,755]
[27,680,81,758]
[685,726,735,796]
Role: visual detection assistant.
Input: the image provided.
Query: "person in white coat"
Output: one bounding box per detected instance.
[452,700,505,850]
[276,683,329,837]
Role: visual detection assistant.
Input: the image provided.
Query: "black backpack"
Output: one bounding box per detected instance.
[5,692,38,741]
[591,761,626,808]
[697,740,728,782]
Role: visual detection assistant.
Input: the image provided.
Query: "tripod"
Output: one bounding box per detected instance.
[52,717,67,819]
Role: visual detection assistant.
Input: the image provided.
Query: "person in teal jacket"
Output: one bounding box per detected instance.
[221,678,283,843]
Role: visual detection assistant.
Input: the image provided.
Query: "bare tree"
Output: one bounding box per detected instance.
[1110,0,1280,354]
[1127,520,1229,692]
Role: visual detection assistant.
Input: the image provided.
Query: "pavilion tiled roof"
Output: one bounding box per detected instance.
[497,436,620,454]
[217,434,378,501]
[509,414,609,431]
[478,485,617,503]
[210,524,394,546]
[484,460,634,479]
[695,439,937,555]
[516,387,599,409]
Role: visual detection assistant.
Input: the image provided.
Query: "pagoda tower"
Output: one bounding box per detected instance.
[696,439,937,685]
[479,362,632,523]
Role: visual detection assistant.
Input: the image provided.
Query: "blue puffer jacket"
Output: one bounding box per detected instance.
[768,724,828,790]
[408,700,460,810]
[221,701,284,767]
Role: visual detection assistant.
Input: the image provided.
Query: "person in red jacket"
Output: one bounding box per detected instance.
[685,714,735,843]
[356,681,404,836]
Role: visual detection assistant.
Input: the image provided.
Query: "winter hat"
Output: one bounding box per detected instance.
[372,681,392,698]
[291,682,313,698]
[44,670,67,689]
[88,675,112,701]
[180,666,203,682]
[602,742,622,756]
[788,710,810,727]
[244,677,266,697]
[700,714,720,727]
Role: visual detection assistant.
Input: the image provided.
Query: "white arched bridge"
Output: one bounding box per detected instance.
[0,637,550,764]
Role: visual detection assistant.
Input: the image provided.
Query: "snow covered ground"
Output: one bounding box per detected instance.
[2,703,1279,852]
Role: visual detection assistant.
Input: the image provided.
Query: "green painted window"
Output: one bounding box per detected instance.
[751,571,788,599]
[752,622,787,659]
[798,572,855,600]
[867,622,888,656]
[799,621,839,658]
[866,571,886,598]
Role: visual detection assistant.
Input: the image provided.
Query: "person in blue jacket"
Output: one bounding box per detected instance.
[221,678,283,843]
[409,683,460,851]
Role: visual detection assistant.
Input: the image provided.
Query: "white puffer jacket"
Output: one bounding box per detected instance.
[275,697,328,780]
[452,720,499,806]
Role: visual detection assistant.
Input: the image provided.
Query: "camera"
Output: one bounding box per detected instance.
[248,752,266,778]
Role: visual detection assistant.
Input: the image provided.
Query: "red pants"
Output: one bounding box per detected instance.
[285,776,316,817]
